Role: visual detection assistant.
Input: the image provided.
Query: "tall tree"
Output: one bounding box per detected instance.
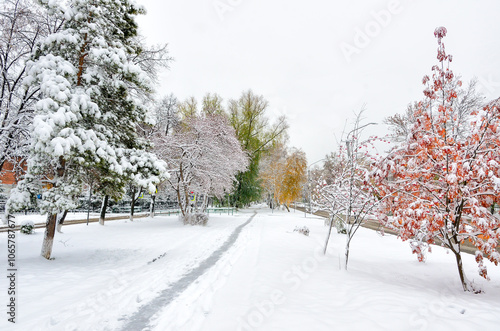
[372,27,500,292]
[279,148,307,211]
[201,92,224,116]
[260,141,287,209]
[260,144,306,211]
[152,94,178,135]
[177,96,198,120]
[154,112,248,223]
[229,90,288,207]
[6,0,166,259]
[0,0,55,172]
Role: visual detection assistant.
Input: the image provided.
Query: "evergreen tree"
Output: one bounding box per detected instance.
[6,0,166,259]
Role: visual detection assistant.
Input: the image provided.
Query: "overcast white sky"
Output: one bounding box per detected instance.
[136,0,500,164]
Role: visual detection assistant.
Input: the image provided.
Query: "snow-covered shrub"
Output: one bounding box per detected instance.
[20,220,35,235]
[294,226,309,236]
[183,213,209,226]
[324,218,347,234]
[336,220,347,234]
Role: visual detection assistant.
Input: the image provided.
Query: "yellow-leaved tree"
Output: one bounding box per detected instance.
[260,145,307,211]
[278,148,307,211]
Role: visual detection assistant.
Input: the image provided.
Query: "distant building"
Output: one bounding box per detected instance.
[0,159,26,196]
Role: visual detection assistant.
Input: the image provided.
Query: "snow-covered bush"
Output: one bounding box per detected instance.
[324,218,347,234]
[183,213,209,226]
[335,220,347,234]
[294,226,309,236]
[20,220,35,235]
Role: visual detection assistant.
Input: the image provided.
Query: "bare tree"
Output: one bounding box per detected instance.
[312,111,381,269]
[154,113,248,223]
[0,0,58,171]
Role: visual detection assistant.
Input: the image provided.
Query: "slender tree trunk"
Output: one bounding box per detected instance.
[99,195,109,225]
[176,187,185,217]
[41,214,57,259]
[149,194,156,218]
[86,182,93,225]
[234,175,243,208]
[202,194,208,212]
[130,186,136,221]
[453,249,469,291]
[56,210,68,233]
[345,236,351,270]
[284,203,290,212]
[324,215,335,254]
[448,235,469,291]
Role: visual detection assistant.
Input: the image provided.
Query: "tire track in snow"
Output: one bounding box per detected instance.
[120,211,257,331]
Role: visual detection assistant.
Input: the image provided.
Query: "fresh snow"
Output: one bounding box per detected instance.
[1,206,500,330]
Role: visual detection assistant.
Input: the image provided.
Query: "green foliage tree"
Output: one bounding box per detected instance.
[202,93,225,116]
[228,90,288,207]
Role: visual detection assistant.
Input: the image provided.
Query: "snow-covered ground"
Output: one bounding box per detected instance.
[1,206,500,330]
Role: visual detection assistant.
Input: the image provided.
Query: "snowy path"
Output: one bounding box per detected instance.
[1,212,252,330]
[120,212,256,330]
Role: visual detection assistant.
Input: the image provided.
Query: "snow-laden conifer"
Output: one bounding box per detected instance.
[6,0,167,259]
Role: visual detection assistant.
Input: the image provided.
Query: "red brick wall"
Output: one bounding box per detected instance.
[0,160,26,185]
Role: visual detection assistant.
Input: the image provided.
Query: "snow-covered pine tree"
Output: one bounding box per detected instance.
[6,0,167,259]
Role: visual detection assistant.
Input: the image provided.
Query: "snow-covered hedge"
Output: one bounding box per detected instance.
[20,220,35,235]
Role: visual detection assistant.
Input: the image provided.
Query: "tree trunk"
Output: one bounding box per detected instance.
[345,236,351,270]
[86,183,93,225]
[130,187,136,221]
[284,203,290,212]
[453,250,469,291]
[324,215,335,254]
[56,210,68,233]
[176,187,185,217]
[41,214,57,259]
[149,194,156,218]
[201,194,209,213]
[99,195,109,225]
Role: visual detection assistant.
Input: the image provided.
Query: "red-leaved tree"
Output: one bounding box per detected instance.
[372,27,500,292]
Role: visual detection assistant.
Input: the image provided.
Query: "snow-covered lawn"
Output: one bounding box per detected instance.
[1,206,500,330]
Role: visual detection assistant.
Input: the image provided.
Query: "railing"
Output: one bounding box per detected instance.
[154,207,236,217]
[111,206,143,213]
[206,207,235,215]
